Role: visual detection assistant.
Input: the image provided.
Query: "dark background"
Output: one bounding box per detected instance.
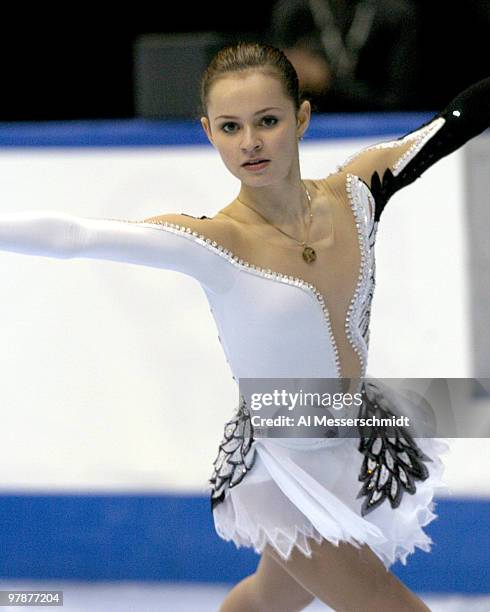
[0,2,488,122]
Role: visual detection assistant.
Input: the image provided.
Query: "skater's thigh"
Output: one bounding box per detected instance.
[255,547,315,611]
[265,537,399,610]
[267,535,383,577]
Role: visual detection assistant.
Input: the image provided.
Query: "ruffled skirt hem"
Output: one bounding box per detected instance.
[211,436,450,569]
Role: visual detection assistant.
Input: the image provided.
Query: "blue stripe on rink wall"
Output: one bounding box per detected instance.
[0,113,435,147]
[0,494,487,593]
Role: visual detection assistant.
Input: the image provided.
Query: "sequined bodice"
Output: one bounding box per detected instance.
[139,172,377,383]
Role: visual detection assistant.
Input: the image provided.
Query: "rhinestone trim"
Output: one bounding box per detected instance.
[345,174,379,378]
[335,116,446,176]
[107,217,342,377]
[391,116,446,176]
[209,394,257,509]
[356,380,433,516]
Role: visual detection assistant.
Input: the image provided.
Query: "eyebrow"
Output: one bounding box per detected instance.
[215,107,282,121]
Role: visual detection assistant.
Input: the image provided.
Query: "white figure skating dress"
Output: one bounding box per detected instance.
[0,76,488,569]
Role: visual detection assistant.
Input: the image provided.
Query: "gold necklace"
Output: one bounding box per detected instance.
[236,180,317,264]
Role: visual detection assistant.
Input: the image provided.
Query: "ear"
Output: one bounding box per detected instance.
[296,100,311,139]
[201,116,215,146]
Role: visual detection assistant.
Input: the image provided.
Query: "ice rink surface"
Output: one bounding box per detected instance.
[0,581,489,611]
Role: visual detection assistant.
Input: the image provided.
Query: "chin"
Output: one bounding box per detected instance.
[240,166,278,183]
[242,176,275,187]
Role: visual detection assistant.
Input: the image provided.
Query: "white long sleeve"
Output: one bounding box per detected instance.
[0,210,233,293]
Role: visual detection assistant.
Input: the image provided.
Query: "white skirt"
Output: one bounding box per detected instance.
[210,432,450,569]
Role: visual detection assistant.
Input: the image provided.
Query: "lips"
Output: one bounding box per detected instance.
[242,158,269,166]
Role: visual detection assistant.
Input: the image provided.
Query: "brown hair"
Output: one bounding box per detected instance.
[199,41,310,119]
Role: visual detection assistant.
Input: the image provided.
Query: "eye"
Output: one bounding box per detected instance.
[220,115,279,134]
[220,121,238,134]
[262,115,278,127]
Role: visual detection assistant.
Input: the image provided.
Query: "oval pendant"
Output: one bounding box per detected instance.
[302,246,317,263]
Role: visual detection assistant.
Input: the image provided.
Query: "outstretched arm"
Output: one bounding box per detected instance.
[0,210,233,293]
[336,76,490,222]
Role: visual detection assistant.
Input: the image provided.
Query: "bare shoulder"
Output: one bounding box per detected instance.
[310,174,344,196]
[142,212,240,250]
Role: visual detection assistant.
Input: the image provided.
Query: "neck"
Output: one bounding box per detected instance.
[234,176,309,234]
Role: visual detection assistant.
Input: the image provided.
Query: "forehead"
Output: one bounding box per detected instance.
[207,72,290,118]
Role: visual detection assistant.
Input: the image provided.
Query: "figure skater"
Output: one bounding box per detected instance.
[0,42,488,611]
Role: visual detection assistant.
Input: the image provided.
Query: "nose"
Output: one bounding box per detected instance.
[240,125,262,153]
